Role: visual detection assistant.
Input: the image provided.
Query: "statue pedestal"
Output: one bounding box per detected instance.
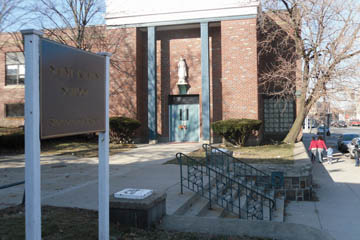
[177,82,188,94]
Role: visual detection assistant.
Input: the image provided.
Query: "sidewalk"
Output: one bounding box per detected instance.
[0,143,201,210]
[2,138,359,240]
[285,133,360,240]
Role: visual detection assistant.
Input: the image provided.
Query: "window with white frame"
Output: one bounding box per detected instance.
[5,52,25,85]
[264,99,295,133]
[5,103,24,118]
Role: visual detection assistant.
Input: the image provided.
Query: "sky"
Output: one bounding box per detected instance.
[4,0,106,33]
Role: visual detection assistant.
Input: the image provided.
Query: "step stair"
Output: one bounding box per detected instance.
[174,145,284,222]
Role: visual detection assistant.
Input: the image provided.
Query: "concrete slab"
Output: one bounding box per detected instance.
[0,142,201,210]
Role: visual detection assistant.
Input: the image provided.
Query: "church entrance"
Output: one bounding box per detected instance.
[169,95,200,142]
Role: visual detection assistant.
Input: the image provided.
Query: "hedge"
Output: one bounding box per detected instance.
[211,119,262,146]
[109,117,141,144]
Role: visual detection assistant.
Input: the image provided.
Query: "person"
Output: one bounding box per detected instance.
[308,136,317,162]
[355,144,360,167]
[317,136,327,163]
[327,147,333,164]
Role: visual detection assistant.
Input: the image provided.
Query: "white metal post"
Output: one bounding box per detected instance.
[21,29,43,240]
[97,52,111,240]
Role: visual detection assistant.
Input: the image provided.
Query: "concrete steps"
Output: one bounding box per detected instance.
[170,184,284,222]
[172,148,284,222]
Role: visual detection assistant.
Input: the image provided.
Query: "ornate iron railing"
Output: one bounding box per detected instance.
[177,152,275,221]
[202,144,273,197]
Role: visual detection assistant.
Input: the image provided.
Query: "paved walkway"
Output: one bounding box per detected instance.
[2,137,359,240]
[286,133,360,240]
[0,143,201,210]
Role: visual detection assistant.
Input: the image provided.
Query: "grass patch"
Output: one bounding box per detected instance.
[0,205,270,240]
[164,144,294,165]
[0,128,135,157]
[230,143,294,164]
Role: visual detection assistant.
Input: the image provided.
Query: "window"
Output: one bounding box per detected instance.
[5,103,24,118]
[264,99,295,133]
[6,52,25,85]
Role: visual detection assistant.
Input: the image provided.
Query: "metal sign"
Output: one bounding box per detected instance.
[40,39,106,139]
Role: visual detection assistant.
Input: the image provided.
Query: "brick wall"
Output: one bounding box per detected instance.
[136,27,221,141]
[107,27,138,119]
[221,19,259,120]
[0,34,25,127]
[0,20,262,143]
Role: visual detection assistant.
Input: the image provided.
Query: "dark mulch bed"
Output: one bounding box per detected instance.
[0,205,270,240]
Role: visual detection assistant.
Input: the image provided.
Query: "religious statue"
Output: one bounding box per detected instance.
[177,57,187,84]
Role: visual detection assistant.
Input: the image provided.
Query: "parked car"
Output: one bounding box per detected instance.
[350,120,360,126]
[338,121,347,128]
[348,137,360,158]
[316,126,331,136]
[337,133,360,152]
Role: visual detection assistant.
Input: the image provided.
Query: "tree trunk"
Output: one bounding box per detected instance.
[283,98,308,144]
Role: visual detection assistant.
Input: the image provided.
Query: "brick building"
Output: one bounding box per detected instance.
[0,0,297,143]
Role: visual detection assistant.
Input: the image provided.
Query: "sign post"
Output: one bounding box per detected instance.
[21,29,43,240]
[21,29,110,240]
[97,52,111,240]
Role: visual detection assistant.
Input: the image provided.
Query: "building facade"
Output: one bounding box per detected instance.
[0,0,297,143]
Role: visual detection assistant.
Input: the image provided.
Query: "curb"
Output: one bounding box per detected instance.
[160,215,336,240]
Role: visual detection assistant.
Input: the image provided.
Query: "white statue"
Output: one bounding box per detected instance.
[177,57,187,84]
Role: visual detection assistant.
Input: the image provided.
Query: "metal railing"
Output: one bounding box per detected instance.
[202,144,273,196]
[177,153,275,220]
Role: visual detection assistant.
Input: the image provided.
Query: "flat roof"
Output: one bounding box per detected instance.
[106,0,259,27]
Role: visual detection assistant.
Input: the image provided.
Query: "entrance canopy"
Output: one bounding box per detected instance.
[105,0,259,27]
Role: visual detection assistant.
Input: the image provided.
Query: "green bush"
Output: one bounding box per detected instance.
[0,132,24,152]
[109,117,141,144]
[211,119,262,146]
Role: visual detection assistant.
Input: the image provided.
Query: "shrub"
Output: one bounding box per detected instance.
[109,117,141,144]
[0,131,24,152]
[211,119,262,146]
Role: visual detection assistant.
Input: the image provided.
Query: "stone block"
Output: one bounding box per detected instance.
[284,178,292,189]
[286,190,295,201]
[292,177,299,185]
[110,191,166,229]
[304,189,310,201]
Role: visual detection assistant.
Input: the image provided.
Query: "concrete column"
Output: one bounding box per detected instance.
[201,22,210,143]
[147,26,157,143]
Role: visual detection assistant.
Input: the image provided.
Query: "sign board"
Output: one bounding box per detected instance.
[40,39,106,139]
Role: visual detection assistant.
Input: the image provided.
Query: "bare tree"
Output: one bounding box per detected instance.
[0,0,31,51]
[34,0,105,51]
[0,0,25,32]
[259,0,360,143]
[34,1,140,118]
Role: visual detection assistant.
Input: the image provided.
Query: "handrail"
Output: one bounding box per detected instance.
[202,144,270,176]
[176,152,275,220]
[202,144,273,189]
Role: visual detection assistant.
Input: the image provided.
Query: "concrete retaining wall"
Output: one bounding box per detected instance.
[249,142,313,201]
